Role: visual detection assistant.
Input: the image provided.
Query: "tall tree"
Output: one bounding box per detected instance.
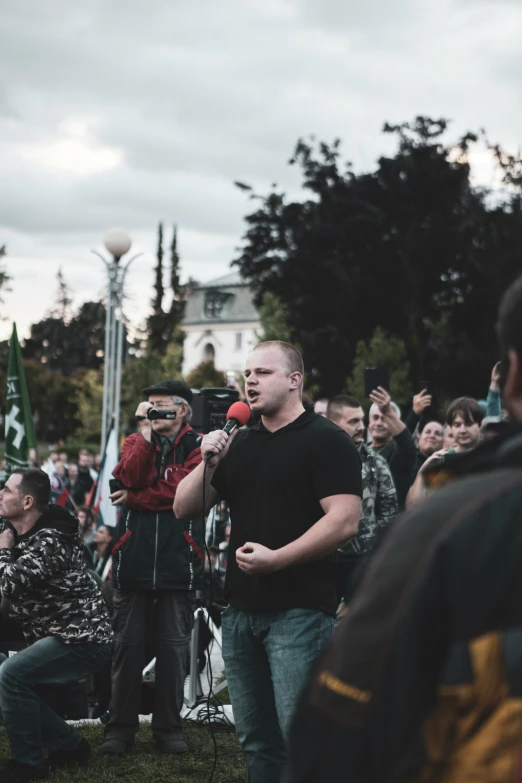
[346,327,412,410]
[146,223,186,361]
[186,360,225,389]
[169,225,186,343]
[152,222,165,316]
[234,117,522,399]
[51,267,73,322]
[24,301,106,375]
[257,291,292,343]
[146,222,170,355]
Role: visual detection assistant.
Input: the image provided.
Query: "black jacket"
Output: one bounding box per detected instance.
[287,426,522,783]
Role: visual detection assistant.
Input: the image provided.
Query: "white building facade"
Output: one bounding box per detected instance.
[182,272,260,378]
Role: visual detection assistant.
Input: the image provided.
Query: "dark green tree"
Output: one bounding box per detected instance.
[13,360,80,442]
[51,267,73,322]
[24,300,106,375]
[257,291,292,343]
[234,117,522,399]
[146,222,169,355]
[146,222,187,357]
[168,225,186,348]
[186,360,225,389]
[69,301,106,369]
[346,327,412,410]
[153,222,164,316]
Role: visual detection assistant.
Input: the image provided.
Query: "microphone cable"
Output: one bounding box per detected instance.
[201,458,219,783]
[199,459,244,781]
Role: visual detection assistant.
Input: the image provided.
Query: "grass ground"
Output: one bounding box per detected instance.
[0,721,246,783]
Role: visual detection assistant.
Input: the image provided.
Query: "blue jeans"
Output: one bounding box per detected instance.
[222,606,334,783]
[0,637,111,767]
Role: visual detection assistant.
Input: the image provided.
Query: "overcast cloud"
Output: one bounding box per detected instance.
[1,0,521,339]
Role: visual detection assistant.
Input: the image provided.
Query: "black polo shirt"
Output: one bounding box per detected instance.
[211,409,362,616]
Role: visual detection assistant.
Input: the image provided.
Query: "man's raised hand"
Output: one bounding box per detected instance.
[135,401,153,442]
[490,361,502,392]
[413,389,432,415]
[369,386,392,414]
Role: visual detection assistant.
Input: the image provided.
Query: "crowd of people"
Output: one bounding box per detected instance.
[0,274,522,783]
[309,364,509,607]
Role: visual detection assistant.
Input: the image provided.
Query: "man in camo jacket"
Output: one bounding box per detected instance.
[0,468,112,783]
[328,396,399,604]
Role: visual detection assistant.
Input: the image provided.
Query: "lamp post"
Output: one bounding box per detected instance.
[92,230,142,454]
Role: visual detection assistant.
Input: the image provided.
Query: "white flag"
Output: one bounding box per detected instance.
[94,428,119,528]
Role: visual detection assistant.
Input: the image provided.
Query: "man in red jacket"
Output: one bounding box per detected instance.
[100,380,203,757]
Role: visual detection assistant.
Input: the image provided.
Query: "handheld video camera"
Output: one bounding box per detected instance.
[146,408,177,421]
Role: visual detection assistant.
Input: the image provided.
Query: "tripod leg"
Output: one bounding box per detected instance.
[185,608,203,708]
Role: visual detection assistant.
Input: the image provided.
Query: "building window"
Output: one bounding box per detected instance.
[204,290,232,319]
[235,332,242,351]
[203,343,215,362]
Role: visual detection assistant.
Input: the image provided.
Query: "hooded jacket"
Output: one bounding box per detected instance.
[0,505,112,645]
[111,425,204,591]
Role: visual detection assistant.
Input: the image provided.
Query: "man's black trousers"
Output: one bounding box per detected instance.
[104,589,194,744]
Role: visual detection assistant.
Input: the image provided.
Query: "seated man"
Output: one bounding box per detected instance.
[0,468,112,783]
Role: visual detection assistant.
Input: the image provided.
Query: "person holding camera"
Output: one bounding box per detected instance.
[100,381,203,757]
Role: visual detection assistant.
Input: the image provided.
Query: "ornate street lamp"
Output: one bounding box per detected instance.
[92,230,142,453]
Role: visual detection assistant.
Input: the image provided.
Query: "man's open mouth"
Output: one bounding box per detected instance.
[247,390,260,402]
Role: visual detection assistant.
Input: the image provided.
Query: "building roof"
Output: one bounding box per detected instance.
[183,270,259,326]
[199,271,243,288]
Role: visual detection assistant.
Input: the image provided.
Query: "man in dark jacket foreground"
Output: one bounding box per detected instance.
[286,274,522,783]
[100,380,203,756]
[0,468,112,783]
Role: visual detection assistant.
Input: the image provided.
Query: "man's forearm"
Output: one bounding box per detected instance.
[114,435,157,488]
[383,412,406,437]
[273,502,360,571]
[486,387,503,419]
[173,461,218,518]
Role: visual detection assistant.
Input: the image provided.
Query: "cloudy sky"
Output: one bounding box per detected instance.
[1,0,521,340]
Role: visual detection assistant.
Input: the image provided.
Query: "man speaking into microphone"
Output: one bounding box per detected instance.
[174,341,362,783]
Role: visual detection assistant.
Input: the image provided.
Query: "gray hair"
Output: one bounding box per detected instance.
[172,395,192,424]
[369,401,401,419]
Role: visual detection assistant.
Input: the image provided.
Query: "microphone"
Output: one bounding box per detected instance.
[204,401,251,462]
[222,401,251,435]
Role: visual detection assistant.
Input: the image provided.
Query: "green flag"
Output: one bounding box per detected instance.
[5,324,37,476]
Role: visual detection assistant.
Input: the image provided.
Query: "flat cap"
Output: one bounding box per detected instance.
[143,380,193,405]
